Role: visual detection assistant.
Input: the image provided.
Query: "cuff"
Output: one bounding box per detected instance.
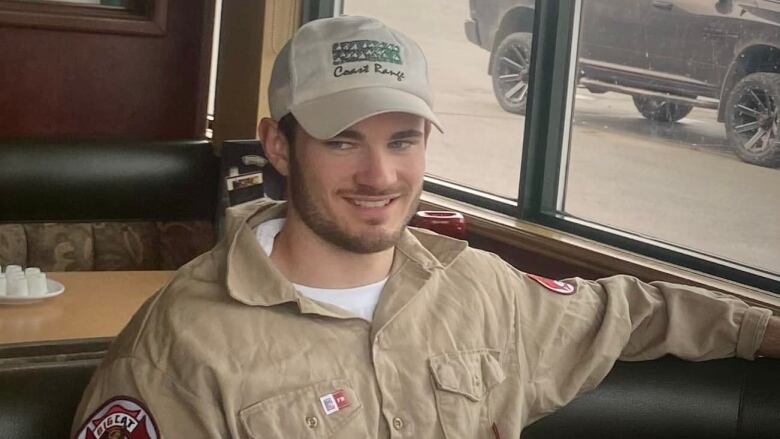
[736,306,772,360]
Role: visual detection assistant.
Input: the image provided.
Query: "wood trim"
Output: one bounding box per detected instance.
[0,0,168,36]
[210,0,266,148]
[210,0,300,149]
[257,0,300,121]
[420,192,780,313]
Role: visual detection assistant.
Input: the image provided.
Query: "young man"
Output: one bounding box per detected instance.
[73,15,779,439]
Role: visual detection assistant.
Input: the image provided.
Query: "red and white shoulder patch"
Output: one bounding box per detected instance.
[74,396,159,439]
[527,274,576,295]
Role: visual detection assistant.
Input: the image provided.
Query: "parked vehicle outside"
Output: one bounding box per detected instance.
[464,0,780,167]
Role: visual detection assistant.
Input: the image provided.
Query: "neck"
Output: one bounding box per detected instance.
[269,213,395,289]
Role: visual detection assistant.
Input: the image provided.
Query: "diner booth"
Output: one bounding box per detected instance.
[0,0,779,438]
[2,137,779,438]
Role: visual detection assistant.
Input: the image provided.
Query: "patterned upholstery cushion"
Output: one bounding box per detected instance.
[0,224,26,267]
[158,221,215,270]
[24,223,94,272]
[93,222,160,271]
[1,221,214,271]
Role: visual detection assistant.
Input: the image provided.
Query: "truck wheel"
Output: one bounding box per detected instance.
[725,72,780,168]
[632,96,694,122]
[491,32,533,115]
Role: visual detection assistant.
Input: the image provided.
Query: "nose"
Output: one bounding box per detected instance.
[354,147,396,189]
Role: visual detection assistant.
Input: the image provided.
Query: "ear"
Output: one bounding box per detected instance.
[258,117,291,177]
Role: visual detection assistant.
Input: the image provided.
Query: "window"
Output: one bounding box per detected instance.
[342,0,528,203]
[562,0,780,288]
[206,0,224,138]
[317,0,780,295]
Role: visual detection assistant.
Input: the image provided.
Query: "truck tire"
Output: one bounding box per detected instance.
[491,32,533,115]
[725,72,780,168]
[632,96,694,122]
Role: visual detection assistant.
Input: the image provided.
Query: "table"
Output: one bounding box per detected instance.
[0,271,174,345]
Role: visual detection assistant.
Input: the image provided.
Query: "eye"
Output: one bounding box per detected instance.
[325,140,355,150]
[388,140,413,150]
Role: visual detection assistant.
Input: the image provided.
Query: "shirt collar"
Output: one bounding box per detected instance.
[223,198,469,309]
[225,199,297,307]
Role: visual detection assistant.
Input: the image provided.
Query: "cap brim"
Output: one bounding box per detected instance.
[290,87,444,140]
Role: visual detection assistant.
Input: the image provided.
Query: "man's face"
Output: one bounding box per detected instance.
[287,112,427,253]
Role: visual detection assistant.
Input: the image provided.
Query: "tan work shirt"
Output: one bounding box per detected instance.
[72,199,771,438]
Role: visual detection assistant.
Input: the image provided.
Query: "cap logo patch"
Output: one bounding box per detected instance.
[528,274,576,295]
[74,396,159,439]
[331,40,406,82]
[332,40,402,65]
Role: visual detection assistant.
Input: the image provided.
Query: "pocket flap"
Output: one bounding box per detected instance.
[240,379,362,438]
[429,350,506,402]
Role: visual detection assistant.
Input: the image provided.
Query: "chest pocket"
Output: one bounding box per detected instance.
[429,349,506,439]
[239,379,367,438]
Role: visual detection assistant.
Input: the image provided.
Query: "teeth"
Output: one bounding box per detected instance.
[352,199,391,208]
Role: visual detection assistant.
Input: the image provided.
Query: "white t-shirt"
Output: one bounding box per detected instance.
[254,219,385,322]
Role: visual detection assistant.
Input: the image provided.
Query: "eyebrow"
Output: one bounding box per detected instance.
[332,129,424,141]
[389,129,424,140]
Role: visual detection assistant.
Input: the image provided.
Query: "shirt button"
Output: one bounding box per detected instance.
[392,417,404,430]
[305,416,319,428]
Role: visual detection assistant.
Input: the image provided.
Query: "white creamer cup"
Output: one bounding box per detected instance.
[4,265,23,276]
[7,273,29,297]
[25,267,41,276]
[27,272,48,296]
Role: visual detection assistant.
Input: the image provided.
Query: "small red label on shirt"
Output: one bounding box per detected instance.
[74,396,159,439]
[320,389,350,415]
[333,389,350,409]
[528,274,576,295]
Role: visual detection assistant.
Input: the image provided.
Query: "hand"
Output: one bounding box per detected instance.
[757,315,780,358]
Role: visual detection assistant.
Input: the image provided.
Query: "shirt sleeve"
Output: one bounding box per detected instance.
[71,355,228,439]
[515,273,772,422]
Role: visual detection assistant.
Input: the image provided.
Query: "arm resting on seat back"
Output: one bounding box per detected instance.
[758,316,780,357]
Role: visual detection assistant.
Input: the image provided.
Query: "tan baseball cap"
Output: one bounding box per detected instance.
[269,15,443,139]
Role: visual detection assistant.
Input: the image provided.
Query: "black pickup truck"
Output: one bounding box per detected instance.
[464,0,780,167]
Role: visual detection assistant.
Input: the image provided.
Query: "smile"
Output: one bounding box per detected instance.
[345,196,400,208]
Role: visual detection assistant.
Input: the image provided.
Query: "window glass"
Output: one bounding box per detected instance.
[206,0,223,137]
[343,0,531,199]
[562,0,780,276]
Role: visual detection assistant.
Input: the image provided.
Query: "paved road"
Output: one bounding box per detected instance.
[344,0,780,276]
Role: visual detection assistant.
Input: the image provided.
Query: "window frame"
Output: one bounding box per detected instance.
[311,0,780,296]
[0,0,167,36]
